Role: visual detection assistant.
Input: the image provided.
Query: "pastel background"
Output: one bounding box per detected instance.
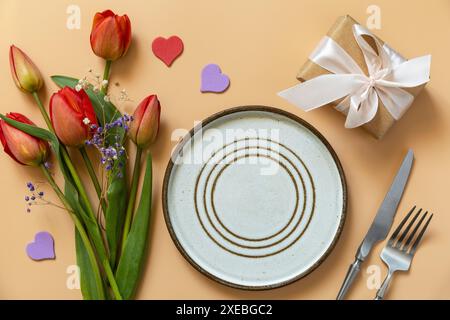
[0,0,449,299]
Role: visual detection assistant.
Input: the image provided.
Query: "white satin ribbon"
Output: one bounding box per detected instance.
[278,24,431,128]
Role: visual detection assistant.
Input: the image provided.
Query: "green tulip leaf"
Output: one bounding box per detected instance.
[104,164,127,267]
[74,219,106,300]
[115,153,153,299]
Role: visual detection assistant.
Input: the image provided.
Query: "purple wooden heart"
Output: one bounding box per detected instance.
[200,63,230,93]
[26,231,55,261]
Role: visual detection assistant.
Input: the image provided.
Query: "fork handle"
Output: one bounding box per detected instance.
[375,270,395,300]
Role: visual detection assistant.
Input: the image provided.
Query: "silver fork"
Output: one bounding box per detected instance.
[375,206,433,300]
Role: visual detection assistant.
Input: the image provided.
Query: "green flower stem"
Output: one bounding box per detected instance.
[60,147,122,300]
[32,92,54,133]
[61,148,107,255]
[103,258,122,299]
[101,60,112,95]
[79,147,106,213]
[40,164,105,300]
[61,147,96,220]
[121,147,142,250]
[61,147,108,248]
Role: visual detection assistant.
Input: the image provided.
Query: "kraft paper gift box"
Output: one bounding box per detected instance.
[293,15,429,139]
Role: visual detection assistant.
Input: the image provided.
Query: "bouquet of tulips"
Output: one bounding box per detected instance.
[0,10,160,300]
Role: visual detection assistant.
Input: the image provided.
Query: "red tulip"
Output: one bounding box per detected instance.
[9,45,43,93]
[90,10,131,61]
[0,113,49,166]
[50,87,98,147]
[129,95,161,148]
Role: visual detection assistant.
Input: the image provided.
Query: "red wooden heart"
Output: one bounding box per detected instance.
[152,36,184,67]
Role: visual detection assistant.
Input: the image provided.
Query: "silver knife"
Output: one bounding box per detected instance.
[336,149,414,300]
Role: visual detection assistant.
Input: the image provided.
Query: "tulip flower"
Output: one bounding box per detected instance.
[50,87,98,147]
[129,95,161,148]
[0,113,49,166]
[122,95,160,246]
[9,45,54,132]
[9,45,43,93]
[90,10,131,62]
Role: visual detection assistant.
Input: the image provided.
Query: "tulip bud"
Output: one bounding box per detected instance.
[129,95,161,148]
[50,87,98,147]
[0,113,49,166]
[9,45,43,93]
[90,10,132,61]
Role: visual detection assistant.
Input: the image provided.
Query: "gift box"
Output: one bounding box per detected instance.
[279,15,431,139]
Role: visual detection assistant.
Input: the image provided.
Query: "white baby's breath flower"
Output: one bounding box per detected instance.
[75,84,82,92]
[82,117,91,125]
[101,80,109,87]
[104,95,110,102]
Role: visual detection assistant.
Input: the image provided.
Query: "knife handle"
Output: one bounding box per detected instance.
[336,258,363,300]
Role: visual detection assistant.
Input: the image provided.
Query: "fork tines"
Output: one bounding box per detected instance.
[388,205,433,256]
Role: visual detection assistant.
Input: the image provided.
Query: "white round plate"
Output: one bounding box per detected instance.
[163,106,346,289]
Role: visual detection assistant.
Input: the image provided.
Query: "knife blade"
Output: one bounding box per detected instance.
[336,149,414,300]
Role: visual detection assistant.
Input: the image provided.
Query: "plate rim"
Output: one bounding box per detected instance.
[162,105,347,290]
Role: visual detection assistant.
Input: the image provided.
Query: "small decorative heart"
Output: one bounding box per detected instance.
[200,64,230,93]
[152,35,184,67]
[26,231,55,261]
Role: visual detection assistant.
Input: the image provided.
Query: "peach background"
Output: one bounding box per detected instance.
[0,0,449,300]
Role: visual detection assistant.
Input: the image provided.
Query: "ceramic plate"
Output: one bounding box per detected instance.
[163,106,346,289]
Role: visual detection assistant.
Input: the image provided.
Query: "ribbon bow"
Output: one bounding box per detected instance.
[278,24,431,128]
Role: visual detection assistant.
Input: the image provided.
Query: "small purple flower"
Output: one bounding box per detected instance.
[26,182,35,192]
[25,196,30,201]
[38,191,44,197]
[83,114,133,177]
[44,162,51,169]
